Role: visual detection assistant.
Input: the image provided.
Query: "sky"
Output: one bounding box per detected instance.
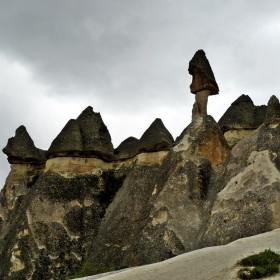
[1,0,280,188]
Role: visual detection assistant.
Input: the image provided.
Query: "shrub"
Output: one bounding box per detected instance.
[238,249,280,279]
[68,259,128,279]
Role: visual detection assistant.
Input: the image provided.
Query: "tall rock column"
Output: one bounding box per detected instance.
[188,49,219,116]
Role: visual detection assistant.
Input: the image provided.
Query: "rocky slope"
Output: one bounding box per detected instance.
[0,95,279,280]
[76,228,280,280]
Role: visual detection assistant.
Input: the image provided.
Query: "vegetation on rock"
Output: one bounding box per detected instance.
[67,259,128,279]
[238,249,280,279]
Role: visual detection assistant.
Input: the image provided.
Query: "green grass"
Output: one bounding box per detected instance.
[67,259,128,279]
[238,249,280,279]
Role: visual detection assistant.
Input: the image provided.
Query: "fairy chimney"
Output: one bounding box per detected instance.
[189,50,219,116]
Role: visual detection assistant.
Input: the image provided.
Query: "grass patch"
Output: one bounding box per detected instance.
[68,259,128,279]
[238,249,280,279]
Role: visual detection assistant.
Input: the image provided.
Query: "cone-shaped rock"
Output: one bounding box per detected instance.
[3,125,46,164]
[114,137,139,159]
[188,49,219,95]
[218,94,266,133]
[264,95,280,126]
[138,118,174,152]
[231,94,253,105]
[47,106,114,160]
[76,106,114,156]
[175,115,230,165]
[48,119,83,158]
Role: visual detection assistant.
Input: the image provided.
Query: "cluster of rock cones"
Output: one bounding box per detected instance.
[2,94,269,164]
[1,93,280,280]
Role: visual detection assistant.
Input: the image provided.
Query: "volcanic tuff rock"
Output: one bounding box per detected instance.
[89,114,229,267]
[48,106,114,160]
[218,94,267,147]
[2,125,46,164]
[201,95,280,247]
[114,118,174,159]
[2,93,280,280]
[188,49,219,95]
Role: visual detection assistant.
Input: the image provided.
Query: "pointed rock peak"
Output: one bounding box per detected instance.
[188,49,219,95]
[231,94,253,105]
[77,106,95,118]
[3,126,46,164]
[174,115,230,165]
[48,105,114,159]
[16,125,28,134]
[138,118,174,152]
[142,118,174,142]
[47,119,83,157]
[268,95,280,106]
[264,95,280,126]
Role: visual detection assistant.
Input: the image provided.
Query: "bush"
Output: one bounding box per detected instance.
[240,249,280,266]
[238,249,280,279]
[68,259,128,279]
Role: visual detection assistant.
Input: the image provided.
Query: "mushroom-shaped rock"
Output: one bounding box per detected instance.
[76,106,114,157]
[3,125,46,164]
[218,95,267,147]
[188,50,219,116]
[138,118,174,152]
[264,95,280,126]
[47,119,83,158]
[114,137,139,159]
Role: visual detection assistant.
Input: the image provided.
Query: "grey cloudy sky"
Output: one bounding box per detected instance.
[1,0,280,187]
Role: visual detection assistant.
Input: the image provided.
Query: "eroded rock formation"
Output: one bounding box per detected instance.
[2,125,46,164]
[114,118,174,159]
[48,106,114,160]
[218,94,267,147]
[188,49,219,116]
[1,53,280,280]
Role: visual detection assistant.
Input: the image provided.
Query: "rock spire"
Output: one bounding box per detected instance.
[188,49,219,116]
[264,95,280,126]
[2,125,46,164]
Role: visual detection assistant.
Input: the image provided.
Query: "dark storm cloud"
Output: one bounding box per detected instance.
[1,0,280,188]
[2,0,280,110]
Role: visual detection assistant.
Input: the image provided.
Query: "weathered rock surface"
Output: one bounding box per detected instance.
[201,95,280,247]
[114,118,174,159]
[218,94,267,147]
[48,106,114,160]
[2,126,46,164]
[188,49,219,95]
[0,167,125,279]
[114,137,139,158]
[47,119,83,156]
[78,228,280,280]
[89,114,229,268]
[2,95,280,280]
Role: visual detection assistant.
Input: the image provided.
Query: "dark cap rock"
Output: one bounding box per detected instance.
[48,119,83,157]
[114,137,139,159]
[218,95,266,133]
[115,119,174,159]
[48,106,114,160]
[264,95,280,126]
[188,50,219,95]
[3,125,46,164]
[231,94,253,105]
[138,118,174,152]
